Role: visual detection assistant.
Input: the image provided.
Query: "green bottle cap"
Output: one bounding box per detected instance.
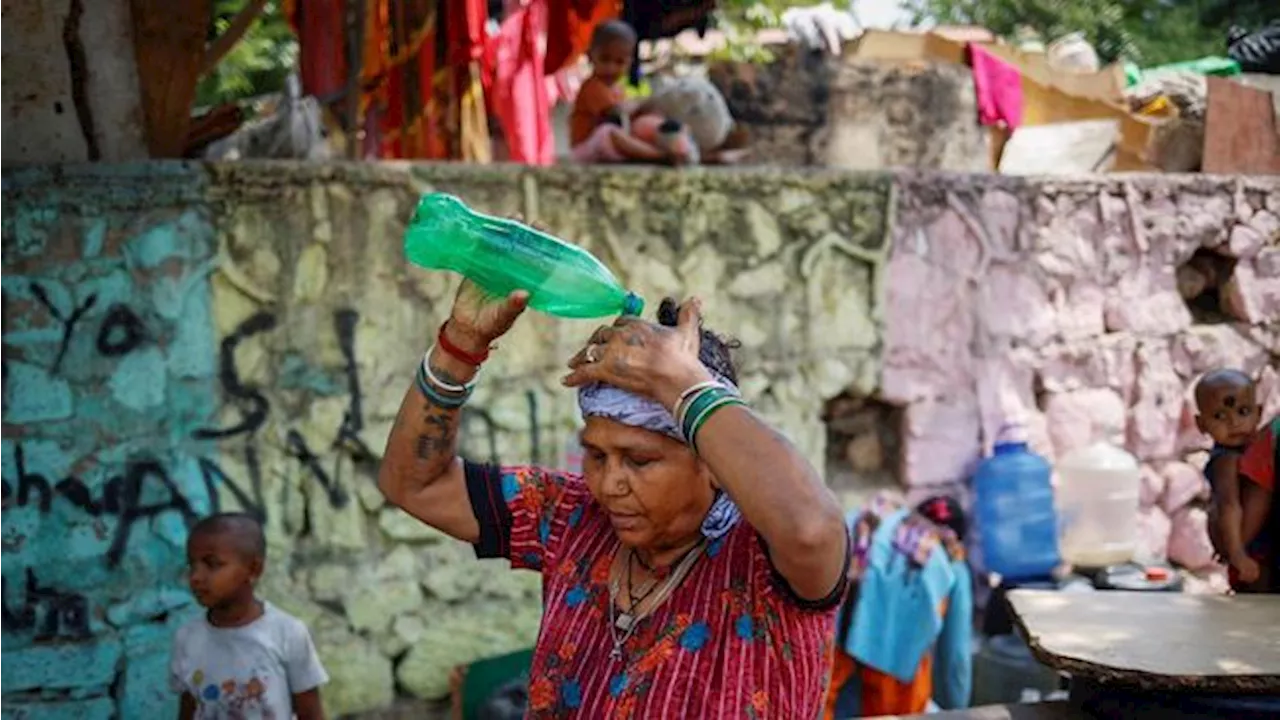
[621,292,644,317]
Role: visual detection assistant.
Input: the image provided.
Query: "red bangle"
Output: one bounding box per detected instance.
[437,323,490,366]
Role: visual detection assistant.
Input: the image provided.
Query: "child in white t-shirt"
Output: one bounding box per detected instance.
[170,513,329,719]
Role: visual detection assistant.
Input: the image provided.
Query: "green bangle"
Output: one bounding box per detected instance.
[688,397,746,453]
[679,386,733,439]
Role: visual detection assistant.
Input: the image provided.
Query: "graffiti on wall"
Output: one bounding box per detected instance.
[192,307,375,534]
[0,205,373,717]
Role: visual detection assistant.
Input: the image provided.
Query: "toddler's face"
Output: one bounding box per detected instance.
[1196,384,1260,447]
[590,39,633,86]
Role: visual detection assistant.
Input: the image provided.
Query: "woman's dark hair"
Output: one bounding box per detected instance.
[656,297,740,385]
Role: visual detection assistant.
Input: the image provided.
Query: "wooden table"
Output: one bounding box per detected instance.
[881,701,1088,719]
[1006,590,1280,719]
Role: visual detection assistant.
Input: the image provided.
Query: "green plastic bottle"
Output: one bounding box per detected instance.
[404,193,644,319]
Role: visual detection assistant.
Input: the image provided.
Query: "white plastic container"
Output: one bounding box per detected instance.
[1055,440,1141,568]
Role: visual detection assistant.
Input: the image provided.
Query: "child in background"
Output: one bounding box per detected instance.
[170,513,329,719]
[569,20,694,165]
[1194,369,1271,590]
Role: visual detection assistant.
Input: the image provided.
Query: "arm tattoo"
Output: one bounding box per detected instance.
[414,405,457,461]
[413,360,463,461]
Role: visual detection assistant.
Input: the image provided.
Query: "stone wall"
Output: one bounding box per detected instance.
[709,48,990,171]
[2,163,1276,717]
[882,174,1280,585]
[1,163,887,718]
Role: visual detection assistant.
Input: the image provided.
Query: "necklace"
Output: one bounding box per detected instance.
[607,539,705,662]
[625,552,661,608]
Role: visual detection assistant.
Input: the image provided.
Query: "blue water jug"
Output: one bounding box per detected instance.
[974,426,1060,580]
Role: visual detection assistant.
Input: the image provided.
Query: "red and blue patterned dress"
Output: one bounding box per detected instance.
[464,462,847,719]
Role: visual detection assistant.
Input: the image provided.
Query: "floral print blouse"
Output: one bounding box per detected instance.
[464,462,847,719]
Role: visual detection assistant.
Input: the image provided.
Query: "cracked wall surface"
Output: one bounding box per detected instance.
[2,163,1277,717]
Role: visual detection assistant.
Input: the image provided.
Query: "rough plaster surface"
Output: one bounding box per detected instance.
[2,163,1277,717]
[710,49,990,171]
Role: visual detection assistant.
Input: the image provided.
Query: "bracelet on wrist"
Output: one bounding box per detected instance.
[422,349,477,394]
[414,350,476,409]
[674,382,745,451]
[437,322,491,366]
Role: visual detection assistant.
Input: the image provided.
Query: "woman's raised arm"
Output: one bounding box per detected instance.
[377,283,527,543]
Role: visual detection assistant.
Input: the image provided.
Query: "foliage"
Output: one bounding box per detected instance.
[195,0,297,109]
[708,0,854,64]
[905,0,1277,66]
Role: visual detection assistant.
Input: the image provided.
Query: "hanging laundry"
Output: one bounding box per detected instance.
[621,0,717,85]
[486,0,555,165]
[285,0,491,161]
[969,43,1024,129]
[546,0,622,75]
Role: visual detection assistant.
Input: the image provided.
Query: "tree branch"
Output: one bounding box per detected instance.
[201,0,271,76]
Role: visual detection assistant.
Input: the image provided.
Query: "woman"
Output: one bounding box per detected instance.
[379,281,849,718]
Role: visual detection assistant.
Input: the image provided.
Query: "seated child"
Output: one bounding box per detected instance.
[569,20,694,165]
[171,513,329,719]
[1195,369,1272,591]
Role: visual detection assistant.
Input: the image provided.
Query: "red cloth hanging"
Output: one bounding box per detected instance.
[286,0,490,160]
[487,0,555,165]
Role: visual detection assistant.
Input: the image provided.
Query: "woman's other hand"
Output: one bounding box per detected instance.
[562,298,711,409]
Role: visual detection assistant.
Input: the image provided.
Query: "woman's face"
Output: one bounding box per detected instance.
[580,417,716,551]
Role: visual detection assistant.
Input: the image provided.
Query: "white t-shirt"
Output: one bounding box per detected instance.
[169,602,329,720]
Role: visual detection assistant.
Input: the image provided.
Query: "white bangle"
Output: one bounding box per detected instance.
[422,348,477,395]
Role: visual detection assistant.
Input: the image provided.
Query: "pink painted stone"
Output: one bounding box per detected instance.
[1258,364,1280,426]
[901,394,982,488]
[1174,394,1212,457]
[1057,282,1106,341]
[1167,505,1216,571]
[1170,325,1269,379]
[1035,334,1137,399]
[1226,224,1266,258]
[1248,208,1279,245]
[1042,388,1127,457]
[1135,506,1172,563]
[1139,464,1167,508]
[1178,191,1233,249]
[1103,264,1192,335]
[974,351,1053,460]
[1159,460,1209,514]
[1127,342,1184,460]
[979,189,1021,257]
[977,264,1055,344]
[881,249,975,404]
[1140,191,1189,258]
[1033,222,1099,281]
[1255,245,1280,278]
[1222,258,1280,324]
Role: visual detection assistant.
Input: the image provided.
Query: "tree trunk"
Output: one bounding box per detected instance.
[1,0,150,165]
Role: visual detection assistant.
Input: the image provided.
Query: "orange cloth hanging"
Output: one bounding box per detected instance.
[285,0,490,160]
[545,0,621,74]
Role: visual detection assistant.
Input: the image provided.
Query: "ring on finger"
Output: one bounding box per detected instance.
[585,344,600,363]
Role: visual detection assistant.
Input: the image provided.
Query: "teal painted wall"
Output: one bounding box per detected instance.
[2,166,218,718]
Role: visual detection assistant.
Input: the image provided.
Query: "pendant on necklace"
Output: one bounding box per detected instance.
[614,612,634,632]
[610,643,624,661]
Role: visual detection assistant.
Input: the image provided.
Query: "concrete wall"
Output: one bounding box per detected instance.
[710,48,991,171]
[3,163,1277,717]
